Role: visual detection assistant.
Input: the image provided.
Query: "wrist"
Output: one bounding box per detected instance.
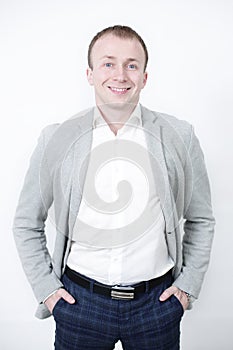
[182,290,196,304]
[184,292,191,303]
[43,289,60,304]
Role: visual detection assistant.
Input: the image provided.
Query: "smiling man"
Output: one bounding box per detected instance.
[13,25,215,349]
[86,31,148,134]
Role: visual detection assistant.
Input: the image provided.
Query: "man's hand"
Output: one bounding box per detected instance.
[44,288,75,314]
[159,286,189,311]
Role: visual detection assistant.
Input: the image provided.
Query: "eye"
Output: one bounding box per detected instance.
[128,64,137,69]
[105,63,113,68]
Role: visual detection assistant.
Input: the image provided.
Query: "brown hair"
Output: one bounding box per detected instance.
[88,25,148,72]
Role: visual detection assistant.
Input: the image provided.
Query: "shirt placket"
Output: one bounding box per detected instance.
[108,132,124,285]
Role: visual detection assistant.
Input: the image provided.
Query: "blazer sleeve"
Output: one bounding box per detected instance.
[173,126,215,299]
[13,125,64,304]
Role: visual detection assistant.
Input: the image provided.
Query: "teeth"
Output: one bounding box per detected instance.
[110,87,128,92]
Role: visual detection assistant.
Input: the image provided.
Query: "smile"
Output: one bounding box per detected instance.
[108,87,131,94]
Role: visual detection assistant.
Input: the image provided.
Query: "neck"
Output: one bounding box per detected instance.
[97,102,137,135]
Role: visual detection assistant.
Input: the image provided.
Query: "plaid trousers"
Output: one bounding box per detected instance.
[53,272,184,350]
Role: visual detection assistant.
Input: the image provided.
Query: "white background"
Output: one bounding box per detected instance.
[1,0,233,349]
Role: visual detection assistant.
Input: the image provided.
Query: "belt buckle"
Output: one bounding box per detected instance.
[111,285,135,300]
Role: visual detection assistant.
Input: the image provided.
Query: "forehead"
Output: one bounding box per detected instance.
[91,34,145,62]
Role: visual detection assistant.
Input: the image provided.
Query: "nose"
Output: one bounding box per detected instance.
[113,65,127,82]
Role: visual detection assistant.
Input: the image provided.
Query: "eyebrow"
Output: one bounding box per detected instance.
[100,55,139,62]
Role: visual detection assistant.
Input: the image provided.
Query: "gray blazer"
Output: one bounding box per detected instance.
[13,105,215,319]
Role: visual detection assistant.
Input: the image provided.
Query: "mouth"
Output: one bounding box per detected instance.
[108,86,131,95]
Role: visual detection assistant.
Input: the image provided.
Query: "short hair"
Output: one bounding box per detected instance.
[88,25,148,72]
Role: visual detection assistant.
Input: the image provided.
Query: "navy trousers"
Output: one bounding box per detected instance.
[53,272,184,350]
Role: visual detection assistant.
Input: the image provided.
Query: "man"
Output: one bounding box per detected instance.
[13,25,215,349]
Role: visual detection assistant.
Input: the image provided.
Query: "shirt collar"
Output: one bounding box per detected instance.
[92,104,142,129]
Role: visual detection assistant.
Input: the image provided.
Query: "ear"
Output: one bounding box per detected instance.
[142,72,148,88]
[86,68,94,86]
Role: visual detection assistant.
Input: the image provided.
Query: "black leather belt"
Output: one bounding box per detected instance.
[65,266,172,300]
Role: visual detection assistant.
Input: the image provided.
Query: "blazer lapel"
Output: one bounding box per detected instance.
[68,109,94,235]
[141,106,176,234]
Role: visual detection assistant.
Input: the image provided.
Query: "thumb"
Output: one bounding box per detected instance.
[59,289,76,304]
[159,286,177,302]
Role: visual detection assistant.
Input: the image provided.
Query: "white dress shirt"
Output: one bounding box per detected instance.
[67,105,174,285]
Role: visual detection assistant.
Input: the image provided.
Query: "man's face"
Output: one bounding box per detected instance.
[87,34,148,109]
